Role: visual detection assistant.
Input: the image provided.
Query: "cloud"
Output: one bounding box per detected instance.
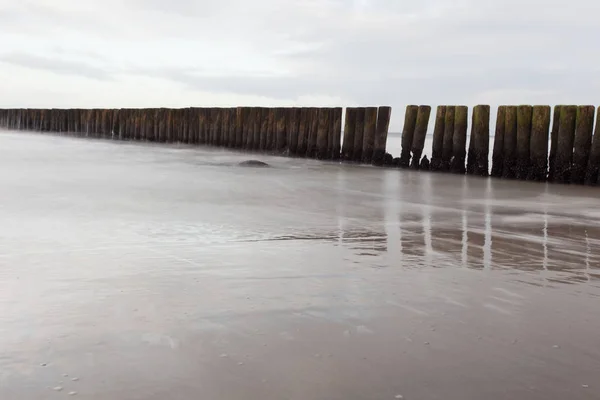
[0,52,114,81]
[1,0,600,130]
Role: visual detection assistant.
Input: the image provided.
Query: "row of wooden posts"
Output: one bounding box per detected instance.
[1,105,600,185]
[0,107,393,164]
[402,104,600,185]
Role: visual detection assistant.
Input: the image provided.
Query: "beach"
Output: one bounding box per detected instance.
[0,131,599,399]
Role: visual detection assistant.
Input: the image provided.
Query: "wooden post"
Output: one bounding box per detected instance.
[331,107,343,160]
[341,108,357,161]
[296,108,309,157]
[450,106,468,174]
[362,107,378,163]
[571,105,595,185]
[400,105,419,167]
[228,108,236,148]
[214,108,223,145]
[467,105,490,176]
[441,106,455,171]
[257,107,267,151]
[316,108,330,159]
[548,105,562,182]
[554,105,577,183]
[502,106,518,179]
[243,107,253,150]
[287,107,300,155]
[275,107,287,153]
[528,106,551,181]
[251,107,260,150]
[373,106,391,166]
[307,108,319,158]
[232,107,242,148]
[220,108,227,146]
[410,105,432,169]
[352,107,366,162]
[430,106,446,171]
[265,108,276,152]
[491,106,507,178]
[516,105,533,180]
[585,107,600,185]
[188,107,195,144]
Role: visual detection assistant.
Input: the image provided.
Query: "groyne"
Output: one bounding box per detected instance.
[1,105,600,185]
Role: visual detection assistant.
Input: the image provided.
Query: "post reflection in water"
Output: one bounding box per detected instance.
[333,165,600,289]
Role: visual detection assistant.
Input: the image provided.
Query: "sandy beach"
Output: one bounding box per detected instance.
[1,131,599,400]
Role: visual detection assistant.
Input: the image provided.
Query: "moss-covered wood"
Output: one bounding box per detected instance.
[527,106,551,181]
[516,105,533,180]
[411,105,432,169]
[441,105,455,171]
[430,106,446,171]
[341,108,357,161]
[502,106,518,179]
[400,105,419,167]
[548,105,562,182]
[491,106,506,178]
[554,105,578,183]
[450,106,468,174]
[373,106,391,166]
[362,107,378,163]
[571,105,595,184]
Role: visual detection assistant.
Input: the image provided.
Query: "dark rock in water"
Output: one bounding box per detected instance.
[420,155,430,170]
[392,157,401,168]
[238,160,270,167]
[383,153,394,166]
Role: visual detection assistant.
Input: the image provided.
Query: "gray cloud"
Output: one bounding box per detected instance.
[1,0,600,130]
[0,52,114,81]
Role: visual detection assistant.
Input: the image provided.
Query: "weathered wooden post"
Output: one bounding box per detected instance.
[361,107,378,163]
[254,107,265,150]
[430,106,446,171]
[273,107,286,153]
[331,107,343,160]
[400,105,419,167]
[373,106,391,166]
[316,108,330,159]
[467,105,490,176]
[232,107,241,148]
[585,107,600,185]
[296,108,309,157]
[352,107,366,161]
[515,105,533,180]
[450,106,468,174]
[554,105,577,183]
[252,107,262,150]
[548,105,562,182]
[410,105,432,169]
[216,107,225,146]
[307,107,319,158]
[491,106,507,178]
[264,108,275,151]
[341,108,357,161]
[502,106,518,179]
[287,107,300,155]
[228,108,237,148]
[528,106,551,181]
[571,105,595,185]
[441,106,455,171]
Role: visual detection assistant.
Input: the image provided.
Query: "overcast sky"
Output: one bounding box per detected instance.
[0,0,598,130]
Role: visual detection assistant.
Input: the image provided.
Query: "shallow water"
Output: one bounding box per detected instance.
[1,131,599,400]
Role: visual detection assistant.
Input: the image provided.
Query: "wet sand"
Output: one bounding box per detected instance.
[1,131,599,400]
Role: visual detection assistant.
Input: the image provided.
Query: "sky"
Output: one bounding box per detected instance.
[1,0,599,131]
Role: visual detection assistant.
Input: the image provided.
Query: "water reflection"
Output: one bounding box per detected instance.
[323,170,600,288]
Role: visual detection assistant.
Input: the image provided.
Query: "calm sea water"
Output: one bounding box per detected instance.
[1,130,598,400]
